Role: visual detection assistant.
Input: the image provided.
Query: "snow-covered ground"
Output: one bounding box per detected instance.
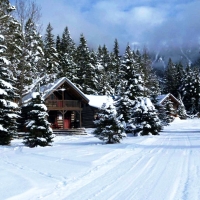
[1,118,200,200]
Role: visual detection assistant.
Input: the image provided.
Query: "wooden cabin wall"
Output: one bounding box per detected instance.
[82,105,97,128]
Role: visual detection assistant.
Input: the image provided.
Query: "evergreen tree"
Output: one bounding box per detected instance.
[56,35,61,53]
[180,66,200,114]
[177,93,187,119]
[110,39,121,94]
[60,26,76,56]
[0,0,22,101]
[25,19,45,72]
[13,18,45,105]
[0,32,19,145]
[57,27,77,82]
[94,103,126,144]
[74,34,96,94]
[0,0,22,63]
[140,48,160,97]
[132,97,162,135]
[175,61,185,92]
[162,98,176,123]
[163,58,178,96]
[116,45,161,135]
[23,92,54,147]
[95,45,113,95]
[157,103,170,126]
[43,23,59,83]
[117,45,145,133]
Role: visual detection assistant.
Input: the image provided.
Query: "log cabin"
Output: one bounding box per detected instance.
[22,77,90,130]
[22,77,113,130]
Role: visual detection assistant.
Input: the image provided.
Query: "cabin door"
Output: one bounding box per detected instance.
[64,118,71,129]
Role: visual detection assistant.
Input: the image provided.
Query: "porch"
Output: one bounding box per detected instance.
[45,100,81,110]
[48,110,82,130]
[53,128,87,135]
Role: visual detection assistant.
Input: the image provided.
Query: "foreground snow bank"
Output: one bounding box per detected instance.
[1,118,200,200]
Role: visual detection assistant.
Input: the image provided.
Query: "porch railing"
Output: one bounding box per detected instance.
[45,100,81,109]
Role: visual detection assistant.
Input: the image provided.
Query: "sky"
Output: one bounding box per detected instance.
[10,0,200,53]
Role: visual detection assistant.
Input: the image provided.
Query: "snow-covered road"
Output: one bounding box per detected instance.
[1,118,200,200]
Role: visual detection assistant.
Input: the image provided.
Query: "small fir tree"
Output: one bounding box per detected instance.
[23,92,54,147]
[132,97,162,136]
[94,103,126,144]
[177,93,187,119]
[162,98,176,123]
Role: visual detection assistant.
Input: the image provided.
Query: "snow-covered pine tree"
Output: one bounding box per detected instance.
[110,39,121,94]
[15,18,45,105]
[177,93,187,119]
[163,58,179,96]
[24,18,45,78]
[0,0,22,99]
[23,92,54,147]
[94,103,126,144]
[180,66,200,114]
[117,44,162,135]
[56,35,61,53]
[0,33,19,145]
[140,49,161,98]
[43,23,59,83]
[60,26,76,57]
[157,102,170,126]
[74,34,96,94]
[57,27,77,82]
[162,98,176,123]
[95,45,113,95]
[116,44,143,133]
[133,97,162,135]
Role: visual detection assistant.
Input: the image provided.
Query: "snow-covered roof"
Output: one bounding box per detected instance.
[22,77,89,104]
[85,95,114,108]
[157,93,180,105]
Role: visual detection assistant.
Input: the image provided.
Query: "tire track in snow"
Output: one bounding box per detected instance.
[107,135,173,200]
[41,137,159,200]
[56,137,167,200]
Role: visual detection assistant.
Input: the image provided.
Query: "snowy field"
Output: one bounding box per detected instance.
[1,118,200,200]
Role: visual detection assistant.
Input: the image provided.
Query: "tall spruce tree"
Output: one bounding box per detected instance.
[74,34,96,94]
[163,58,178,96]
[116,44,161,135]
[57,27,77,82]
[25,18,45,76]
[0,37,19,144]
[95,45,113,95]
[140,48,159,97]
[23,92,54,147]
[110,39,121,94]
[180,66,200,114]
[43,23,59,83]
[117,44,144,132]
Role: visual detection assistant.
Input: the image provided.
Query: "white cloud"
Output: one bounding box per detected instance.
[15,0,200,52]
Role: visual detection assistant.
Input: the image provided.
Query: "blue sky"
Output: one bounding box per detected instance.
[10,0,200,52]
